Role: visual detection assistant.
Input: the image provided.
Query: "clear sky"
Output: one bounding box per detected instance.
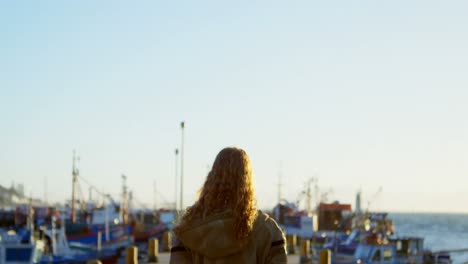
[1,1,467,213]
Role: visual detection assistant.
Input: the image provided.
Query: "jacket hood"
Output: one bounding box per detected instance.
[175,211,265,259]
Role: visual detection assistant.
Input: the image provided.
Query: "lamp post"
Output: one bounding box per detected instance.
[180,121,185,210]
[174,148,179,211]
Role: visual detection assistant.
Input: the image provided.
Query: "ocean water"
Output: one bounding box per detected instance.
[390,213,468,263]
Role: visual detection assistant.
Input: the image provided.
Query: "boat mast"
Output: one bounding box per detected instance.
[27,194,34,242]
[121,174,128,224]
[44,176,48,205]
[128,190,133,223]
[71,150,79,223]
[153,179,157,210]
[277,161,283,204]
[306,178,311,213]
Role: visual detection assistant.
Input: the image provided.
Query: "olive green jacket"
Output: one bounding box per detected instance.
[170,210,287,263]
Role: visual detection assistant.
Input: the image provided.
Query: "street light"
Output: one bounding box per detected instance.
[180,121,185,210]
[174,148,179,211]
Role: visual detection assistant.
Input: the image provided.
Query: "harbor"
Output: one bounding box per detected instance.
[3,1,468,263]
[2,165,468,263]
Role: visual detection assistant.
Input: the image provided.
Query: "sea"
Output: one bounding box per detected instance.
[390,213,468,264]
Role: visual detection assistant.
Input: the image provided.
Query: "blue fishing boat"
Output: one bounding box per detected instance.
[329,240,452,264]
[62,153,133,251]
[0,229,44,264]
[39,217,123,264]
[323,214,452,264]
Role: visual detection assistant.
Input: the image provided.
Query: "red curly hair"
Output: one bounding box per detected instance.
[175,147,258,242]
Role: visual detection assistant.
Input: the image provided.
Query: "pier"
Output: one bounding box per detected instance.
[114,252,303,264]
[108,237,329,264]
[114,253,301,264]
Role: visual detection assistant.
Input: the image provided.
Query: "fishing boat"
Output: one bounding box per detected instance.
[0,197,45,264]
[65,205,133,250]
[327,237,452,264]
[14,202,133,252]
[321,208,452,263]
[272,182,452,264]
[130,209,170,243]
[63,153,133,250]
[0,222,44,264]
[39,217,122,264]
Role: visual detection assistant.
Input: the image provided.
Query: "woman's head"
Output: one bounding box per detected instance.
[177,147,257,241]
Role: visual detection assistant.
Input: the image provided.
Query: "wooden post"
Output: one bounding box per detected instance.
[312,234,317,256]
[162,231,172,252]
[126,246,138,264]
[300,239,312,264]
[148,239,159,263]
[286,234,297,254]
[87,260,102,264]
[97,231,102,252]
[33,231,40,240]
[320,249,331,264]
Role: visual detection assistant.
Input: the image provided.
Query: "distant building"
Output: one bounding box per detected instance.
[0,183,29,206]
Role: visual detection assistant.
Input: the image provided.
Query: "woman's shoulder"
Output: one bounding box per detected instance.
[253,210,284,239]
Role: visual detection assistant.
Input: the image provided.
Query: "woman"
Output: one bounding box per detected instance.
[170,147,287,263]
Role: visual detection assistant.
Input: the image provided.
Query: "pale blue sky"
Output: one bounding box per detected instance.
[1,1,467,212]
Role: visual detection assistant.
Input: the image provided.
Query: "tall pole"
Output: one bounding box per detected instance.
[128,191,133,217]
[174,148,179,211]
[180,121,185,210]
[306,178,312,213]
[44,176,48,205]
[71,151,78,223]
[153,180,157,210]
[278,162,282,204]
[89,187,92,202]
[28,195,34,241]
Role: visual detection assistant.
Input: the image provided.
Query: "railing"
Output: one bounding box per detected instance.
[431,248,468,264]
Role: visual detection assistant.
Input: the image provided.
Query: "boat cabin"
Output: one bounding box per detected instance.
[318,202,352,232]
[353,244,397,264]
[0,231,44,264]
[388,236,424,263]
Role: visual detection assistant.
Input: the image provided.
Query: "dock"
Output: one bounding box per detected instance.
[113,237,325,264]
[128,252,301,263]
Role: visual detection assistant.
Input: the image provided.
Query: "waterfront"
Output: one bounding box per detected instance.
[391,213,468,263]
[127,213,468,263]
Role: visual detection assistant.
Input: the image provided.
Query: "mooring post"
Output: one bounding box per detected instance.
[87,260,102,264]
[320,249,331,264]
[300,239,312,264]
[148,238,159,263]
[287,234,297,254]
[162,231,172,252]
[126,246,138,264]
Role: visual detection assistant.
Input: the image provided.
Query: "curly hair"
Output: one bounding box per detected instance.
[175,147,258,242]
